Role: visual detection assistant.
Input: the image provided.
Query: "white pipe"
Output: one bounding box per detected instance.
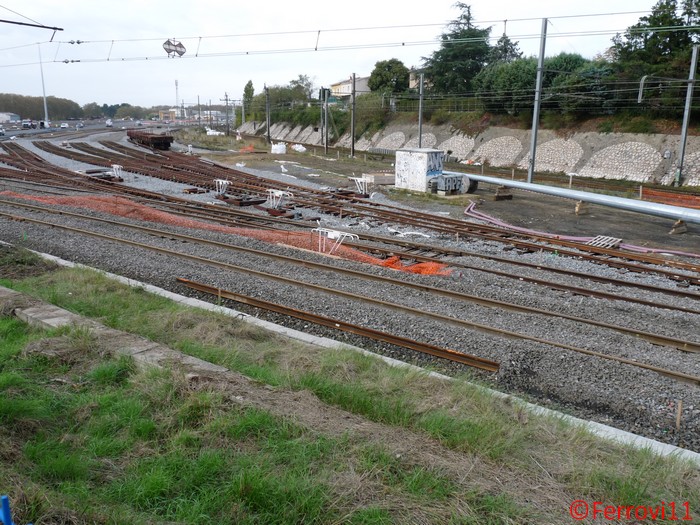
[446,171,700,225]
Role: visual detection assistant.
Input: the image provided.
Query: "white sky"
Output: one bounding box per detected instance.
[1,1,651,109]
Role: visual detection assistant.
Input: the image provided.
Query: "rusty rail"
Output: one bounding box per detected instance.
[2,209,699,385]
[176,278,500,372]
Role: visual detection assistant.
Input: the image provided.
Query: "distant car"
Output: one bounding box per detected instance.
[60,123,69,129]
[0,127,5,136]
[76,122,84,128]
[105,119,113,128]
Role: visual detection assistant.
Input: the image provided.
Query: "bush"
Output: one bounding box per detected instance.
[619,116,656,134]
[430,109,451,126]
[597,120,614,134]
[541,112,578,130]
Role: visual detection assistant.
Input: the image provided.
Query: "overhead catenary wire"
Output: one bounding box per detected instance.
[2,5,698,114]
[2,7,697,70]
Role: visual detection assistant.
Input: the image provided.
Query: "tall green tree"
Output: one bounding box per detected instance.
[488,34,522,63]
[610,0,700,118]
[474,57,537,114]
[543,53,588,85]
[421,3,491,94]
[242,80,255,120]
[612,0,693,65]
[289,74,314,100]
[0,93,83,120]
[82,102,103,118]
[368,58,409,93]
[549,60,615,115]
[681,0,700,30]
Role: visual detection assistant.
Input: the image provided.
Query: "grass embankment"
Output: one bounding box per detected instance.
[0,247,698,524]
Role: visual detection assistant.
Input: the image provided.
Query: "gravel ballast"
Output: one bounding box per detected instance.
[1,134,699,453]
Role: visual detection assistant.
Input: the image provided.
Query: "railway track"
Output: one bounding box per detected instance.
[1,196,698,332]
[1,201,698,386]
[176,277,500,372]
[21,139,700,276]
[3,135,700,451]
[2,146,699,294]
[178,279,699,386]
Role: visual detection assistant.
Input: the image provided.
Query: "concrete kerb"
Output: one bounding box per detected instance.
[4,243,700,467]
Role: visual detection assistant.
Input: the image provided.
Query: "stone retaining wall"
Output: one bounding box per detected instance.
[237,121,700,188]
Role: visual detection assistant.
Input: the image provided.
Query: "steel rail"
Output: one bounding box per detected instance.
[3,153,699,295]
[341,200,700,275]
[2,198,699,351]
[145,149,700,272]
[343,240,700,312]
[8,140,700,281]
[195,171,700,280]
[33,140,700,273]
[2,210,699,385]
[1,181,697,312]
[342,232,700,292]
[175,278,499,372]
[110,195,700,300]
[142,155,700,274]
[175,278,699,387]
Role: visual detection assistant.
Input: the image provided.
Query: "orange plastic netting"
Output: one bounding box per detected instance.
[2,192,451,275]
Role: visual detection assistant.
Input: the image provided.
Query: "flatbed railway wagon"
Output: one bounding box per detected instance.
[127,129,174,151]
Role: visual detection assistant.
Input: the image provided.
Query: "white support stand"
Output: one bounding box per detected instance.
[214,179,230,194]
[312,228,359,255]
[349,176,370,194]
[267,189,294,209]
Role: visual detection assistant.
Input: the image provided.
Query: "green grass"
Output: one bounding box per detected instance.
[0,317,36,361]
[0,245,44,269]
[2,260,700,524]
[2,317,522,523]
[1,331,341,523]
[359,446,457,501]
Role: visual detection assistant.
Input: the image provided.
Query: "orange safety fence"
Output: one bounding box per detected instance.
[1,192,451,276]
[640,187,700,209]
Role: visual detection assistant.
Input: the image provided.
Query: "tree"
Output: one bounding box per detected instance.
[242,80,255,120]
[608,0,700,118]
[101,103,124,118]
[549,60,615,115]
[681,0,700,30]
[289,74,315,100]
[488,34,522,63]
[114,104,148,120]
[612,0,693,66]
[421,3,491,94]
[0,93,82,120]
[256,83,311,115]
[82,102,103,119]
[543,53,588,85]
[474,57,537,114]
[368,58,410,93]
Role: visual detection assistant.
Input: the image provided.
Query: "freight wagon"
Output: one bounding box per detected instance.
[127,129,174,150]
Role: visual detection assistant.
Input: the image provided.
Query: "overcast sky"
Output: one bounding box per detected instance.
[1,1,651,110]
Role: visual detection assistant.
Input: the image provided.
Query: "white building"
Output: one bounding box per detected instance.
[0,112,21,124]
[330,76,370,102]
